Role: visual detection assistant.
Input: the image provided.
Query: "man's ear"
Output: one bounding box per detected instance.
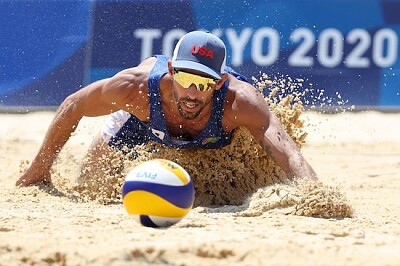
[167,60,174,76]
[215,73,229,90]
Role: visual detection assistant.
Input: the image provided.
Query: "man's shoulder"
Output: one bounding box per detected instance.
[135,56,158,74]
[113,57,157,83]
[224,66,250,83]
[104,58,160,97]
[225,76,268,115]
[226,76,259,101]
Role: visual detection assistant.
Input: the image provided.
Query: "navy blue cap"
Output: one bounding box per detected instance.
[171,31,226,79]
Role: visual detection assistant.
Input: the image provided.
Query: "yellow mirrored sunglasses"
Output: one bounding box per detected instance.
[173,69,218,92]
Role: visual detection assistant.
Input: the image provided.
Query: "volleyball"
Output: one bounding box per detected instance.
[122,159,195,228]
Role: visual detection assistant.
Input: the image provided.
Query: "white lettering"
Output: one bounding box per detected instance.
[132,27,398,69]
[134,29,162,61]
[251,27,280,66]
[345,28,371,68]
[318,28,343,68]
[162,29,186,56]
[373,28,398,68]
[226,28,252,66]
[151,128,165,140]
[210,28,223,38]
[288,28,314,67]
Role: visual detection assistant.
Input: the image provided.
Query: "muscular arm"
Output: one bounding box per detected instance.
[16,63,150,186]
[252,112,317,180]
[225,78,317,180]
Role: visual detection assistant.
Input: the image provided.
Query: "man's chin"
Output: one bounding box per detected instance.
[178,107,201,120]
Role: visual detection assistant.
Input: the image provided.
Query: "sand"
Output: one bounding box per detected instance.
[1,109,399,266]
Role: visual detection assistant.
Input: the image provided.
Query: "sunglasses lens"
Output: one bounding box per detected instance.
[173,70,217,91]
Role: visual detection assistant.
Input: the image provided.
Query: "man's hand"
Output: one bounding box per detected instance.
[16,165,51,187]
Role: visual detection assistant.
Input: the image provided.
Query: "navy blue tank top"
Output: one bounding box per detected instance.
[108,55,249,152]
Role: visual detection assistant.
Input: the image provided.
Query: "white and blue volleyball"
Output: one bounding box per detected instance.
[122,159,195,228]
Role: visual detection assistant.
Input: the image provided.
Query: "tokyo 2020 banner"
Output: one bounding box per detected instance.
[1,0,399,108]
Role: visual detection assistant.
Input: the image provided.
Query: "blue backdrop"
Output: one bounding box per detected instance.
[1,0,399,108]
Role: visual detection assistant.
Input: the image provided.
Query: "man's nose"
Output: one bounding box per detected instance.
[186,84,199,99]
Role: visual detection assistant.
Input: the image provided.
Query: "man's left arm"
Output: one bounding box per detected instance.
[230,81,317,180]
[251,112,317,180]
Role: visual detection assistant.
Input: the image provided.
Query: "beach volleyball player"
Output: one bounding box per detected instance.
[16,31,317,188]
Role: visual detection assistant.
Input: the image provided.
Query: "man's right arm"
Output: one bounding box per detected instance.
[16,66,148,186]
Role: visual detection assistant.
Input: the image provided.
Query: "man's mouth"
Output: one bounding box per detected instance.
[180,99,202,112]
[177,99,203,119]
[183,101,197,109]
